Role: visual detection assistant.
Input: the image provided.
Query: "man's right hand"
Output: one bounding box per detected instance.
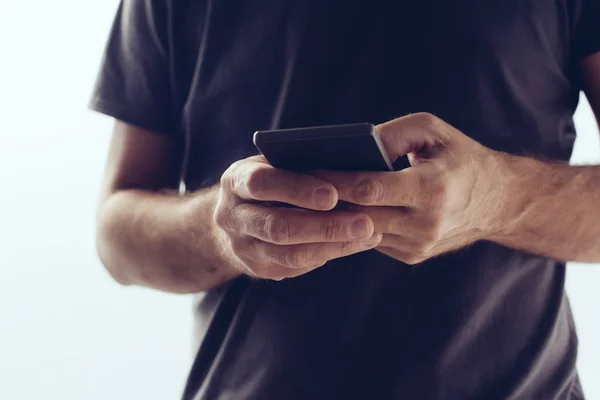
[214,156,383,281]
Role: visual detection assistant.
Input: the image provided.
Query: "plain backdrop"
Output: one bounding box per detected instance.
[1,1,599,399]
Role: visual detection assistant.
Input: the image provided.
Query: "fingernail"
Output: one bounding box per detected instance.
[315,188,333,209]
[350,218,370,239]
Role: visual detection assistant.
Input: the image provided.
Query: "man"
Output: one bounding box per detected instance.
[91,0,600,399]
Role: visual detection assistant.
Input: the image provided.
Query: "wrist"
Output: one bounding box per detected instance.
[180,186,244,281]
[486,153,567,244]
[484,152,537,242]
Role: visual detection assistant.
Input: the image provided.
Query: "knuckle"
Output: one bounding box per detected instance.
[287,180,304,201]
[221,160,250,192]
[246,165,272,199]
[219,162,237,189]
[264,213,293,244]
[413,112,438,128]
[213,206,226,228]
[354,178,385,205]
[213,204,232,230]
[321,217,344,241]
[283,246,310,269]
[338,240,355,255]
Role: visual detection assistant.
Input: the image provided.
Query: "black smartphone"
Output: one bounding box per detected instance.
[253,123,400,172]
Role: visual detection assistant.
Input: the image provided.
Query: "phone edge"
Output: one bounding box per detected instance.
[370,126,394,171]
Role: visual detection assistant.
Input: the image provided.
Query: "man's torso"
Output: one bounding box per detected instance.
[171,1,585,398]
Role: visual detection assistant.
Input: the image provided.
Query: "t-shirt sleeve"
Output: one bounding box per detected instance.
[573,0,600,59]
[89,0,175,136]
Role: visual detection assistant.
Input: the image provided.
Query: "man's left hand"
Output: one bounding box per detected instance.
[316,113,513,265]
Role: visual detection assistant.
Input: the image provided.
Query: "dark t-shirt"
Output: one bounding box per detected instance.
[91,1,600,399]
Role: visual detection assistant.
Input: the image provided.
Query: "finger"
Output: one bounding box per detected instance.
[379,234,426,253]
[233,204,375,244]
[315,168,433,207]
[355,206,415,235]
[225,160,338,210]
[358,206,441,242]
[252,233,383,269]
[376,113,451,161]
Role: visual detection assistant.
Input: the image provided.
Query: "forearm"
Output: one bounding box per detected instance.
[96,186,241,293]
[490,154,600,262]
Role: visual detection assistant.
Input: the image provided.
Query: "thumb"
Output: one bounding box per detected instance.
[375,113,451,162]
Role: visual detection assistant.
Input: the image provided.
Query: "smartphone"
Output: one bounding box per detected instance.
[253,123,399,172]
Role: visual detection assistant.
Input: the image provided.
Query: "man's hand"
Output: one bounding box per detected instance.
[213,156,383,280]
[316,113,509,265]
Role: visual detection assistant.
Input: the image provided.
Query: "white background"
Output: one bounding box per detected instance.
[0,1,599,399]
